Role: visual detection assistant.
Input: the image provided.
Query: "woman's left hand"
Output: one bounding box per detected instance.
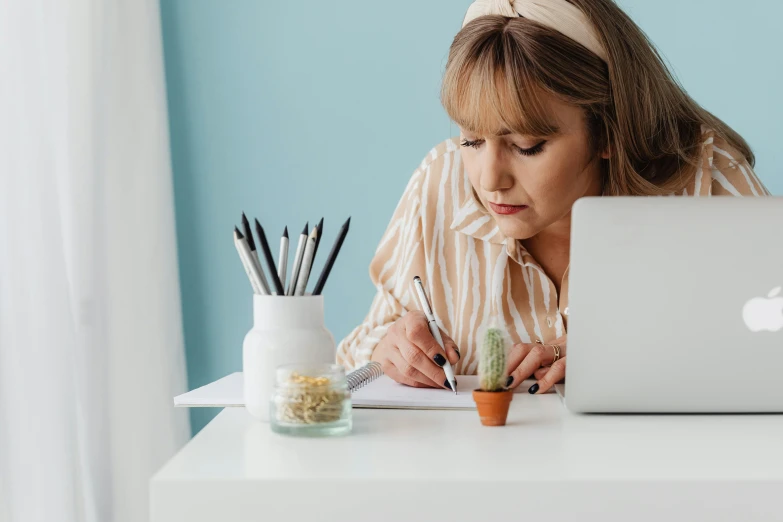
[505,335,567,394]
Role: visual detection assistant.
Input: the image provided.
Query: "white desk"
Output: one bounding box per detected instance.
[151,391,783,522]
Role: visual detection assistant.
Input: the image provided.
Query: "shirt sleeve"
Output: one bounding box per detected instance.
[709,154,770,197]
[336,164,427,371]
[707,132,771,197]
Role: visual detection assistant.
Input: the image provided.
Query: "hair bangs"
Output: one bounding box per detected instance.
[441,30,560,139]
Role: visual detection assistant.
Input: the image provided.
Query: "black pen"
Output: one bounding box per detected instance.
[254,219,286,295]
[311,217,350,296]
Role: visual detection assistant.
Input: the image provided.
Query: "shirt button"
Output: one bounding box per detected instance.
[547,317,553,327]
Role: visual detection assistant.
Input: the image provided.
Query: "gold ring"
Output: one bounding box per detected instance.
[550,344,561,363]
[536,340,561,363]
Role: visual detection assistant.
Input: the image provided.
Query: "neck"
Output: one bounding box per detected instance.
[520,218,573,294]
[532,214,572,245]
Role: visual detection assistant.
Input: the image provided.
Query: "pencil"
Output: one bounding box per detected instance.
[311,217,350,296]
[254,219,285,295]
[241,213,270,294]
[287,222,308,296]
[234,227,264,294]
[313,217,324,261]
[278,227,289,291]
[294,227,319,296]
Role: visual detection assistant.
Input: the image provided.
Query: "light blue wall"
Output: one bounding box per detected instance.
[160,0,782,433]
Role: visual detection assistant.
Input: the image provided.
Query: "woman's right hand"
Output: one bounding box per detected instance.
[371,311,461,389]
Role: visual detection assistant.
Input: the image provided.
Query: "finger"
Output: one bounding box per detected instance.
[507,343,554,389]
[390,350,440,388]
[383,362,435,388]
[397,338,450,389]
[533,366,550,380]
[440,330,461,365]
[532,357,566,394]
[406,313,451,364]
[506,343,534,375]
[404,316,453,382]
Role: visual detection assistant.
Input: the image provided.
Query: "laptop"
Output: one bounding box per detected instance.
[564,196,783,413]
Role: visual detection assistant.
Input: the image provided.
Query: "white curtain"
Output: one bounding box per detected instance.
[0,0,190,521]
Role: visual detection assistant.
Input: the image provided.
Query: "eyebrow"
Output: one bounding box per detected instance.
[462,126,559,138]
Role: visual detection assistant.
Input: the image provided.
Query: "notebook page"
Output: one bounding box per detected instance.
[173,372,535,409]
[351,375,526,409]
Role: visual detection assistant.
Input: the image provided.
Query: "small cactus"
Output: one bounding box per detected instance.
[479,326,506,392]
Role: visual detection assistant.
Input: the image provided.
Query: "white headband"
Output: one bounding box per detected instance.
[462,0,607,62]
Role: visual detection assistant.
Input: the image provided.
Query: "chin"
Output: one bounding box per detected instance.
[497,220,539,241]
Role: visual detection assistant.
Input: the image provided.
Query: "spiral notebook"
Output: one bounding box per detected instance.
[173,362,526,410]
[349,363,480,409]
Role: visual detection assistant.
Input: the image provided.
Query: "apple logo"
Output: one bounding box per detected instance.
[743,287,783,332]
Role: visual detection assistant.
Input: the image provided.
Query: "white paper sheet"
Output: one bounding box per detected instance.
[174,372,534,410]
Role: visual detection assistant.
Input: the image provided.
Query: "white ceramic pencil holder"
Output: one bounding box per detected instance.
[243,294,336,421]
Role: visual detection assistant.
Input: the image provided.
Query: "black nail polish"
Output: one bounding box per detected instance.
[434,353,446,367]
[528,383,540,394]
[454,348,461,360]
[506,376,514,387]
[443,379,453,390]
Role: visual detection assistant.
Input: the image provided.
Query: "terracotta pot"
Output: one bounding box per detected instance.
[472,389,514,426]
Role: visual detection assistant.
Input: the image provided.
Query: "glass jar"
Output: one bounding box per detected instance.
[269,363,352,437]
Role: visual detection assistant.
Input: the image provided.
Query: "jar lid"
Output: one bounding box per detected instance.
[274,363,347,391]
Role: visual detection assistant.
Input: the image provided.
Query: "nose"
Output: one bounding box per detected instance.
[479,141,515,193]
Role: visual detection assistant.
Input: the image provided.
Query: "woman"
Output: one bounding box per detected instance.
[336,0,769,394]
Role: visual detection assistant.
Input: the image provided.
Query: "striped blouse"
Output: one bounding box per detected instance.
[336,126,770,372]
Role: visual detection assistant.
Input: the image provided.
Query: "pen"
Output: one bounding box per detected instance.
[287,222,308,295]
[254,219,286,295]
[413,276,457,394]
[241,213,271,295]
[311,217,350,296]
[234,227,266,295]
[278,227,288,291]
[294,227,319,296]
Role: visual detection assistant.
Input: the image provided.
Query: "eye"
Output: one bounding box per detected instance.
[460,138,547,157]
[460,138,483,149]
[514,140,547,157]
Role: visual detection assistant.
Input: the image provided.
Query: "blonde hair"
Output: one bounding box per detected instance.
[440,0,755,196]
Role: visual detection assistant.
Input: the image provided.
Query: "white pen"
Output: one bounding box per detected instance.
[234,228,266,295]
[413,276,457,394]
[294,227,319,296]
[278,227,289,291]
[287,223,308,295]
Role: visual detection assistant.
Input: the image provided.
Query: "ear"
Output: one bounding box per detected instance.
[599,143,611,159]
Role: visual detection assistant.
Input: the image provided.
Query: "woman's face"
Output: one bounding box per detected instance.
[459,94,608,240]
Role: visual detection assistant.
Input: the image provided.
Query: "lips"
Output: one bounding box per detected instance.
[488,202,529,215]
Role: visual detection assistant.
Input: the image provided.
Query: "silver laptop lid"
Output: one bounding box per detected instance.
[565,196,783,413]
